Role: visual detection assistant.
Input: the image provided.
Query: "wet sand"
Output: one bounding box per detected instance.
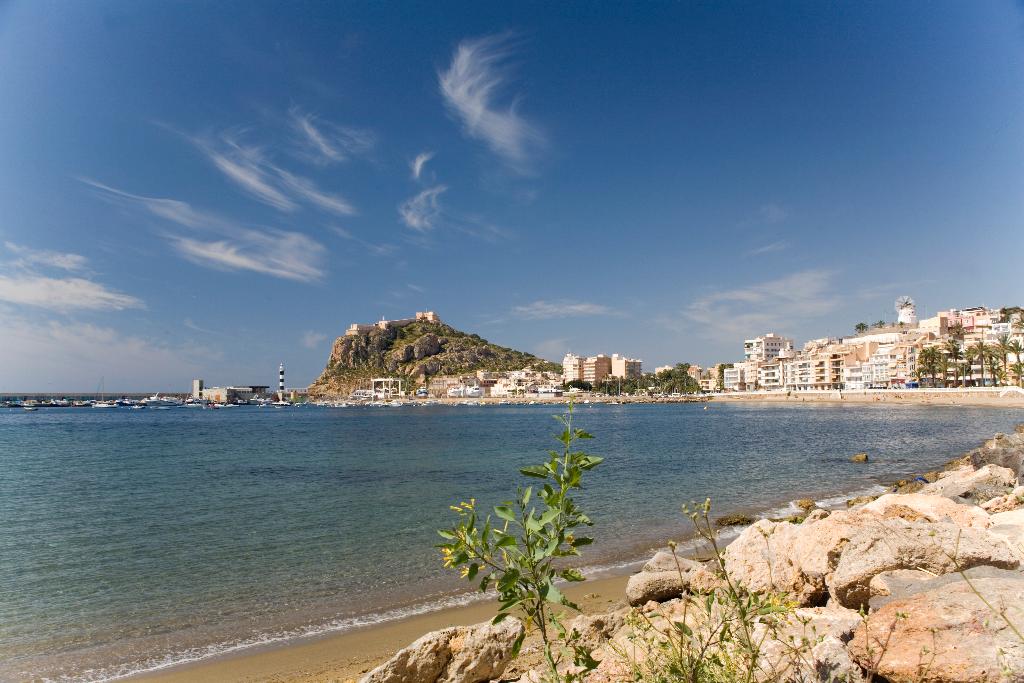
[131,575,629,683]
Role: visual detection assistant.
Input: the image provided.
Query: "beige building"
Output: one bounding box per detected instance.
[610,354,642,379]
[583,354,612,385]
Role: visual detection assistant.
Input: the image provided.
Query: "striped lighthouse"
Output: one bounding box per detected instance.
[278,362,285,400]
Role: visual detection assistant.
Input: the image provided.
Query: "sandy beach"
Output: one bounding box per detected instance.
[131,575,629,683]
[709,388,1024,408]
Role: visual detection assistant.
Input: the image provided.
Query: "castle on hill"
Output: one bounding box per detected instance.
[345,311,441,337]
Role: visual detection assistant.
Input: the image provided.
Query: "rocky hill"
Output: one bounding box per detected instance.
[308,319,561,397]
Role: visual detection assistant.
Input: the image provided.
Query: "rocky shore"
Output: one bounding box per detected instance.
[362,426,1024,683]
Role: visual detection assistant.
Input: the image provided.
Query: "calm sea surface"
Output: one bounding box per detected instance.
[1,402,1021,681]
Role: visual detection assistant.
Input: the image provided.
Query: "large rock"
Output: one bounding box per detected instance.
[724,510,882,606]
[862,493,991,528]
[847,575,1024,682]
[868,566,1024,610]
[756,605,867,683]
[626,562,720,605]
[919,464,1017,504]
[724,519,816,604]
[361,618,524,683]
[568,609,628,650]
[829,519,1020,609]
[982,486,1024,514]
[987,508,1024,562]
[970,430,1024,480]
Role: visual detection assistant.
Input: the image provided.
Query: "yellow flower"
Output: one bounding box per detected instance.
[459,566,470,578]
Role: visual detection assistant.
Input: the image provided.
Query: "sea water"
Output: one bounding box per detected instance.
[1,402,1020,681]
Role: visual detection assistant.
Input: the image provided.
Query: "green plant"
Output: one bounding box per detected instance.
[438,403,603,681]
[616,500,806,683]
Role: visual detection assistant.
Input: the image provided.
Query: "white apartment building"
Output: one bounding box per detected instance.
[562,353,584,383]
[744,333,794,362]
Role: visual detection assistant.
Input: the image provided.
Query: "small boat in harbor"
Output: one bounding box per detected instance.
[91,401,118,408]
[144,394,183,408]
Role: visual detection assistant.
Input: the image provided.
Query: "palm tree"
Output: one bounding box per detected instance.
[854,322,869,334]
[949,322,966,340]
[945,339,964,388]
[874,320,887,329]
[997,334,1013,382]
[937,354,951,388]
[1013,360,1024,388]
[1013,312,1024,335]
[918,347,940,387]
[989,360,1007,388]
[1009,339,1024,386]
[968,340,989,387]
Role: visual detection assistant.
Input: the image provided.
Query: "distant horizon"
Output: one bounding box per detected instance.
[3,1,1023,390]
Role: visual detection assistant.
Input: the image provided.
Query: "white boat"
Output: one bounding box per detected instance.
[144,394,183,408]
[388,400,403,407]
[271,400,291,407]
[23,406,38,411]
[92,401,118,408]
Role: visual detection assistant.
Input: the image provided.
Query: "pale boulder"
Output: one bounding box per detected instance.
[568,609,628,650]
[981,486,1024,513]
[918,463,1016,504]
[828,518,1020,609]
[626,563,719,606]
[847,575,1024,682]
[987,508,1024,562]
[862,493,990,528]
[361,618,524,683]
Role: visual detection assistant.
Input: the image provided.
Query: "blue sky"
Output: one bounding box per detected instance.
[2,1,1023,391]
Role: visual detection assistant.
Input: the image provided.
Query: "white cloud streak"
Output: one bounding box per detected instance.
[301,330,328,349]
[82,179,326,282]
[0,310,210,391]
[439,34,543,171]
[167,233,324,283]
[399,185,447,232]
[206,137,297,211]
[511,300,613,320]
[746,241,788,256]
[683,269,838,341]
[411,151,434,180]
[289,107,375,165]
[169,126,357,217]
[0,274,143,312]
[4,242,88,272]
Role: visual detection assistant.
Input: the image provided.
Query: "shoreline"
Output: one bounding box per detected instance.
[127,438,975,683]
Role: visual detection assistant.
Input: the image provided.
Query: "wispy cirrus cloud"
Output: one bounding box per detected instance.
[439,33,544,172]
[411,151,434,180]
[681,269,838,342]
[165,125,357,217]
[288,107,375,165]
[0,241,141,312]
[330,226,398,256]
[81,179,326,282]
[0,273,143,312]
[204,135,297,211]
[167,233,324,282]
[301,330,328,349]
[398,185,447,232]
[511,299,613,320]
[4,242,88,272]
[746,240,788,256]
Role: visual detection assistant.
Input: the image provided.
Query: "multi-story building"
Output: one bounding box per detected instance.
[582,354,612,385]
[654,365,674,375]
[744,333,794,362]
[562,353,584,383]
[610,354,642,379]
